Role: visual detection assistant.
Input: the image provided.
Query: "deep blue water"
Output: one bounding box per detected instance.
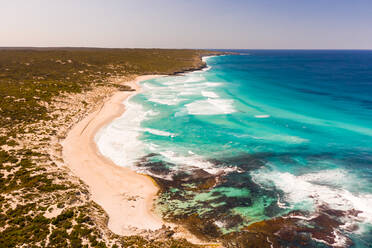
[97,50,372,247]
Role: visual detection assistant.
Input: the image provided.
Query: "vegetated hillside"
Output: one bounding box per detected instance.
[0,48,218,128]
[0,48,222,248]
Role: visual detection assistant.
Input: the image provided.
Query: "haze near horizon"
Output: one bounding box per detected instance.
[1,0,372,49]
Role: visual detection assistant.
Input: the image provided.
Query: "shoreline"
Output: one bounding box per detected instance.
[62,75,165,235]
[61,59,227,245]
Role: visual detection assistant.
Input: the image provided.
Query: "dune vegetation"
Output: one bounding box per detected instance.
[0,48,223,248]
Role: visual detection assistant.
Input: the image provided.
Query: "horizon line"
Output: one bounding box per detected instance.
[0,46,371,51]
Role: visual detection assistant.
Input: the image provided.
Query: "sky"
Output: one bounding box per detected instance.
[1,0,372,49]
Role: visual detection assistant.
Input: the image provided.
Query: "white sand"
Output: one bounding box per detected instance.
[62,75,165,235]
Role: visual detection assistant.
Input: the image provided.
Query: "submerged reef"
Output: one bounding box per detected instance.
[137,152,360,247]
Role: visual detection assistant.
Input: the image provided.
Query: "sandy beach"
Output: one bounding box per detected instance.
[62,75,165,235]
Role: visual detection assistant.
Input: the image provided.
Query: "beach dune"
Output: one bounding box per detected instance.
[62,75,164,235]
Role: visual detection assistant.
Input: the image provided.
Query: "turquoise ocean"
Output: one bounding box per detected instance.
[96,50,372,247]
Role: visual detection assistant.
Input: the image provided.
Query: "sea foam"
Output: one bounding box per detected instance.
[142,128,175,137]
[95,99,154,167]
[202,91,219,98]
[251,168,372,227]
[159,150,238,175]
[186,99,236,115]
[254,114,270,118]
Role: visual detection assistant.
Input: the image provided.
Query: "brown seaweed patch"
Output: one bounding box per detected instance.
[222,217,314,248]
[152,169,220,193]
[221,207,354,248]
[208,153,268,171]
[179,214,222,242]
[135,153,174,176]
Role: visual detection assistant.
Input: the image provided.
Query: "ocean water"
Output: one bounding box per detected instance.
[96,50,372,247]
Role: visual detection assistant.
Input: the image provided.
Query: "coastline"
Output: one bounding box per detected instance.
[61,56,228,245]
[1,48,229,247]
[62,75,165,235]
[4,47,371,247]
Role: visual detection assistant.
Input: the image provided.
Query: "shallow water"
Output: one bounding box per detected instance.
[97,50,372,247]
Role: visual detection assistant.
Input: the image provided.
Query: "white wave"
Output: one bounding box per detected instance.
[147,143,159,151]
[148,96,184,105]
[202,55,216,62]
[251,168,372,227]
[162,76,195,86]
[202,66,212,72]
[178,91,196,96]
[163,80,184,86]
[147,90,185,105]
[141,128,175,137]
[171,83,222,97]
[186,99,236,115]
[95,100,150,167]
[145,79,218,105]
[184,75,205,83]
[168,84,202,92]
[143,74,224,106]
[201,91,219,98]
[159,150,237,175]
[276,193,287,209]
[204,82,223,87]
[142,82,162,90]
[254,114,270,118]
[247,134,307,144]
